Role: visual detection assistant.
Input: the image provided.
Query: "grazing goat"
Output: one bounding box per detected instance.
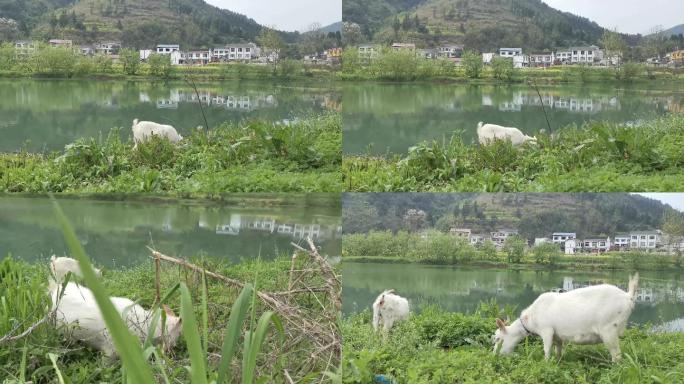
[477,122,537,146]
[372,290,409,333]
[49,282,182,358]
[50,255,102,282]
[132,118,183,149]
[492,273,639,362]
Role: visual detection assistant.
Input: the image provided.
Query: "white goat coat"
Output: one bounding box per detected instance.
[132,119,183,148]
[494,274,638,362]
[477,122,536,146]
[372,290,409,332]
[50,256,102,282]
[49,282,182,358]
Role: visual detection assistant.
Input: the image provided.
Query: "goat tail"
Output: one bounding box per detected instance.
[628,272,639,301]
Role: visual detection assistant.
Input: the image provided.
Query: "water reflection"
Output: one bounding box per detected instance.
[0,196,341,268]
[342,263,684,330]
[343,84,684,155]
[0,79,340,152]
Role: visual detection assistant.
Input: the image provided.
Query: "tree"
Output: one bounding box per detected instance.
[490,57,514,81]
[403,209,428,232]
[462,50,483,78]
[147,53,171,78]
[662,210,684,255]
[120,48,139,75]
[600,29,627,68]
[503,236,525,263]
[480,240,498,261]
[258,27,284,73]
[532,242,560,265]
[342,22,363,47]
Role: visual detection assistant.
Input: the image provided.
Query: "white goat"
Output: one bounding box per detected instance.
[492,273,639,362]
[132,118,183,149]
[50,255,102,282]
[477,122,537,146]
[372,289,409,333]
[49,282,182,358]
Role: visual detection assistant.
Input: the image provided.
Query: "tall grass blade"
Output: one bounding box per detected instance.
[51,196,156,383]
[242,311,284,384]
[201,269,208,357]
[179,282,208,384]
[216,284,254,384]
[47,353,66,384]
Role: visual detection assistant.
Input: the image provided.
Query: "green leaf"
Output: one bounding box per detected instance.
[179,282,208,384]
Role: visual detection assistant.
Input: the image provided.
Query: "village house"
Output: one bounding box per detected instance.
[490,229,518,247]
[222,43,259,61]
[358,44,378,61]
[630,230,662,250]
[470,234,487,246]
[613,234,631,250]
[78,45,95,56]
[14,41,38,56]
[671,50,684,64]
[419,48,439,60]
[325,47,342,65]
[439,45,463,59]
[582,237,611,253]
[49,39,72,48]
[552,232,576,243]
[482,52,495,65]
[391,43,415,51]
[564,238,578,255]
[529,52,555,68]
[184,50,211,65]
[156,44,180,54]
[512,55,529,68]
[96,41,121,56]
[569,45,602,65]
[449,228,471,239]
[499,48,522,58]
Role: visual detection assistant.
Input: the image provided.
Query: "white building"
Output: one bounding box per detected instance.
[630,231,661,250]
[582,237,611,253]
[358,44,379,62]
[96,41,121,55]
[499,48,522,58]
[613,234,631,250]
[14,41,38,56]
[216,43,259,61]
[439,45,463,59]
[552,232,576,243]
[392,43,415,51]
[569,45,602,65]
[470,234,487,246]
[139,49,152,61]
[529,52,555,67]
[513,55,529,68]
[564,239,578,255]
[185,50,211,65]
[482,52,495,65]
[491,229,518,247]
[156,44,180,54]
[450,228,471,239]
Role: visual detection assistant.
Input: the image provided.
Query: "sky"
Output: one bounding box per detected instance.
[635,194,684,212]
[542,0,684,35]
[204,0,342,32]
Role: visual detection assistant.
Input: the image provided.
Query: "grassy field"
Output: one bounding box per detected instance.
[0,113,342,194]
[0,252,339,383]
[343,114,684,192]
[342,305,684,384]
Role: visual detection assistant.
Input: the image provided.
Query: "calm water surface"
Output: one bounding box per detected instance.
[0,196,341,268]
[0,79,340,152]
[343,262,684,331]
[343,83,684,155]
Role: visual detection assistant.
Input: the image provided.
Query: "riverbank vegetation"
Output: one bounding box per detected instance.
[343,114,684,192]
[342,303,684,383]
[0,245,340,382]
[0,113,341,194]
[343,231,683,271]
[340,48,684,84]
[0,44,337,81]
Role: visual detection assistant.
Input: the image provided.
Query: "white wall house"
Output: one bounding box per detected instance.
[499,48,522,57]
[358,44,379,62]
[96,41,121,55]
[630,231,661,249]
[613,234,630,249]
[582,237,611,253]
[491,229,518,247]
[564,239,578,255]
[470,234,487,246]
[139,49,153,61]
[156,44,180,54]
[569,45,601,64]
[439,45,463,59]
[14,41,38,56]
[450,228,471,239]
[482,52,495,65]
[552,232,576,243]
[185,50,211,65]
[221,43,259,61]
[513,55,529,68]
[529,52,555,67]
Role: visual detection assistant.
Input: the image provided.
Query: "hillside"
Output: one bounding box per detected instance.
[661,24,684,38]
[1,0,297,48]
[343,193,679,240]
[344,0,607,51]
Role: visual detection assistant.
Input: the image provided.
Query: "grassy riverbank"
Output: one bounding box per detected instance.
[343,231,683,271]
[343,114,684,192]
[342,305,684,384]
[0,113,341,194]
[0,253,339,383]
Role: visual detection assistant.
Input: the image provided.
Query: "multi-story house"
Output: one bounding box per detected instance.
[552,232,576,243]
[499,48,522,58]
[630,230,662,250]
[491,229,519,246]
[613,234,631,250]
[218,43,259,61]
[529,52,555,68]
[14,41,38,56]
[96,41,121,55]
[156,44,180,54]
[569,45,602,64]
[582,237,611,253]
[185,50,211,65]
[439,45,463,59]
[470,234,487,246]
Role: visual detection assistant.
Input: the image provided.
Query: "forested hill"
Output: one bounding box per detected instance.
[343,193,680,240]
[0,0,298,48]
[343,0,609,51]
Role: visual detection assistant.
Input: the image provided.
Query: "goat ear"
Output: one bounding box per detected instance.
[162,304,177,318]
[496,318,507,333]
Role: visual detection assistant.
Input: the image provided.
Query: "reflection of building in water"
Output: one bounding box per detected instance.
[214,214,330,241]
[561,277,684,304]
[140,90,279,111]
[491,92,621,114]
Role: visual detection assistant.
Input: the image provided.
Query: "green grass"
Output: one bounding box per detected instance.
[0,252,334,383]
[343,114,684,192]
[342,304,684,384]
[0,113,341,194]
